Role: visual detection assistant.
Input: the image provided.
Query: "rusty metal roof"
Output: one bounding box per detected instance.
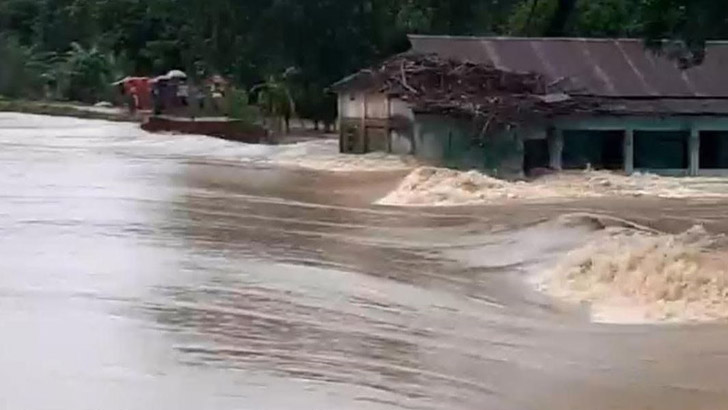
[408,35,728,98]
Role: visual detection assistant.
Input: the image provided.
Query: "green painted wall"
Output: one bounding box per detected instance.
[552,115,728,175]
[413,114,523,177]
[411,113,728,177]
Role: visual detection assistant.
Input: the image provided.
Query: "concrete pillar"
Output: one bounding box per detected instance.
[336,94,343,134]
[515,134,525,178]
[360,92,367,153]
[548,129,563,170]
[689,128,700,176]
[623,129,634,174]
[385,96,392,153]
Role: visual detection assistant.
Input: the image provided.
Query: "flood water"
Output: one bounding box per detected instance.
[2,113,728,410]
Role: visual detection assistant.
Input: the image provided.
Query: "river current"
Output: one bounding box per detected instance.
[2,113,728,410]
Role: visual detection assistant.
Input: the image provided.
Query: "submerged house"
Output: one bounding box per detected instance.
[332,35,728,177]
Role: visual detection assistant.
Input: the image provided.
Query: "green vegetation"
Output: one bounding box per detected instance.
[226,89,257,124]
[252,74,296,133]
[0,34,45,99]
[1,0,725,121]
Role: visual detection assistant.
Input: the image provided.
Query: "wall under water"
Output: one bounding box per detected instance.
[412,114,524,177]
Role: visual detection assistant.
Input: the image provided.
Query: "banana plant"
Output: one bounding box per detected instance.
[251,73,296,134]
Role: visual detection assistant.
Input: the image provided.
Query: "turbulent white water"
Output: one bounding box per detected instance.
[373,165,728,324]
[267,139,415,171]
[535,223,728,324]
[0,113,413,172]
[378,166,728,206]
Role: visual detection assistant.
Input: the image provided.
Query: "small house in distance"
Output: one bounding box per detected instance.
[332,35,728,177]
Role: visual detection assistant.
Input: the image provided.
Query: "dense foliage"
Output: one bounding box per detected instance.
[1,0,725,119]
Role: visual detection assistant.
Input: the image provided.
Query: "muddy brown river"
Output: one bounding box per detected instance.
[2,113,728,410]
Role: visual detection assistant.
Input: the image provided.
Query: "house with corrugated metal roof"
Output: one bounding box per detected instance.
[332,35,728,177]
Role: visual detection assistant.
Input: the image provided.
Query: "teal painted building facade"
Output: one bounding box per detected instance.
[411,114,525,177]
[410,113,728,177]
[334,36,728,177]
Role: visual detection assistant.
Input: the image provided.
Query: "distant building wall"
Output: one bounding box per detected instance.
[388,97,415,155]
[390,98,414,121]
[339,92,363,118]
[338,91,401,121]
[553,115,728,176]
[338,90,415,155]
[390,130,413,155]
[365,93,388,119]
[339,87,728,177]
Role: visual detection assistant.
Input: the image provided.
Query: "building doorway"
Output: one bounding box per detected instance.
[523,139,550,175]
[700,131,728,169]
[634,131,688,170]
[562,130,624,170]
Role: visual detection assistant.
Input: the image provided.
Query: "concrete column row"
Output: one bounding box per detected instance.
[547,128,701,176]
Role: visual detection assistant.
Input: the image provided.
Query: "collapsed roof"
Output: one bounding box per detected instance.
[332,53,589,128]
[332,36,728,121]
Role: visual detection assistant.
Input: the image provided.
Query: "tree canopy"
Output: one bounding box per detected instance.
[1,0,726,117]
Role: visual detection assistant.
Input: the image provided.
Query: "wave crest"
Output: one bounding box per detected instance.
[538,224,728,323]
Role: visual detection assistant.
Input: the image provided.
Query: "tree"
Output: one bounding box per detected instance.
[3,0,726,107]
[640,0,728,67]
[508,0,641,37]
[252,74,296,134]
[0,34,44,98]
[545,0,578,36]
[508,0,558,36]
[573,0,642,37]
[63,42,115,102]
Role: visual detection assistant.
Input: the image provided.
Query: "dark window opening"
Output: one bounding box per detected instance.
[562,130,624,170]
[700,131,728,169]
[523,139,549,174]
[634,131,688,169]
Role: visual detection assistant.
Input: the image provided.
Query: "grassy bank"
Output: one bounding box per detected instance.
[0,99,140,122]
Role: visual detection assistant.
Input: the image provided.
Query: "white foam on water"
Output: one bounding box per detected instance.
[535,224,728,324]
[378,167,728,206]
[267,139,414,172]
[0,113,414,171]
